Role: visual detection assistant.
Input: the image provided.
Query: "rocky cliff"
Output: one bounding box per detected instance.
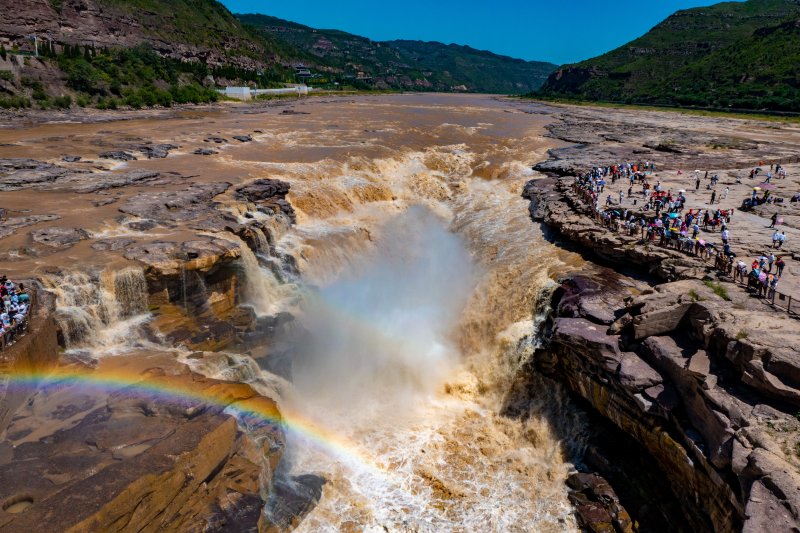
[0,0,267,68]
[522,166,800,529]
[0,163,300,530]
[0,352,285,532]
[534,274,800,531]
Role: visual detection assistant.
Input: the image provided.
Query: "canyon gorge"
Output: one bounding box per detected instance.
[0,94,799,531]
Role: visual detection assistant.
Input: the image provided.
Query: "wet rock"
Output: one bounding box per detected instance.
[567,473,634,533]
[93,198,118,207]
[235,179,295,222]
[127,219,158,232]
[0,158,71,190]
[123,236,240,276]
[119,183,231,222]
[99,150,137,161]
[138,144,179,159]
[0,214,62,239]
[264,474,326,531]
[29,227,89,249]
[193,148,217,156]
[91,238,136,252]
[69,170,161,193]
[232,135,253,143]
[61,155,81,162]
[236,179,290,202]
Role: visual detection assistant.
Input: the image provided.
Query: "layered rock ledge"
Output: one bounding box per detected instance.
[536,276,800,531]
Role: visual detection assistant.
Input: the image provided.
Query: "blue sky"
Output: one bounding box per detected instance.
[221,0,741,65]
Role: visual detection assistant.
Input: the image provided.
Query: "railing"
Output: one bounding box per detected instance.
[770,290,794,314]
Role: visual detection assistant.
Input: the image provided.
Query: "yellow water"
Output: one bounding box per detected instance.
[2,94,590,531]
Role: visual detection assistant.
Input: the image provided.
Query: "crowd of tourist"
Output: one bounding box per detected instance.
[571,161,794,306]
[0,276,31,349]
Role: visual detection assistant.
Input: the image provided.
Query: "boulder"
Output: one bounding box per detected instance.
[235,179,290,203]
[138,144,178,159]
[99,151,137,161]
[618,352,663,391]
[553,317,622,372]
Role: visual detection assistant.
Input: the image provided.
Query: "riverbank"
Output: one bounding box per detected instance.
[521,102,800,531]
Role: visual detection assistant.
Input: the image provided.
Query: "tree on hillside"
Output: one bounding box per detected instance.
[0,44,6,61]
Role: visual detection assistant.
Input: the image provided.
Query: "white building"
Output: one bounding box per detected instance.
[219,86,310,101]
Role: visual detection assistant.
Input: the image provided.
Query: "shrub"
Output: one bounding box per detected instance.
[704,280,731,301]
[0,70,12,82]
[124,91,143,109]
[736,330,749,340]
[0,44,6,61]
[688,289,704,302]
[0,95,31,109]
[52,95,72,109]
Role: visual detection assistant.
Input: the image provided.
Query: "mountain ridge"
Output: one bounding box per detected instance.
[537,0,800,111]
[0,0,556,109]
[237,13,556,94]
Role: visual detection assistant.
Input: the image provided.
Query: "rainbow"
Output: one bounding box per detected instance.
[2,366,401,490]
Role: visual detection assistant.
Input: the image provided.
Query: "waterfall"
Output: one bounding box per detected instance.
[42,266,151,354]
[213,233,300,317]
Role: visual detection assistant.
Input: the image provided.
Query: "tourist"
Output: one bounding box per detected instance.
[710,190,717,205]
[776,256,786,276]
[770,213,778,228]
[721,228,729,245]
[768,253,776,273]
[17,284,29,303]
[778,231,786,249]
[723,187,729,200]
[773,230,780,248]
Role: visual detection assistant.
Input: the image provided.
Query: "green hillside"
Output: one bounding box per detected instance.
[238,13,556,93]
[0,0,555,109]
[538,0,800,111]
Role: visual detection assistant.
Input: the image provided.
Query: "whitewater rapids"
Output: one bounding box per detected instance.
[234,98,592,532]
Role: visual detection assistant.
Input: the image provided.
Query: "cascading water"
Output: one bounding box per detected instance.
[215,233,301,317]
[42,266,152,355]
[253,205,584,532]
